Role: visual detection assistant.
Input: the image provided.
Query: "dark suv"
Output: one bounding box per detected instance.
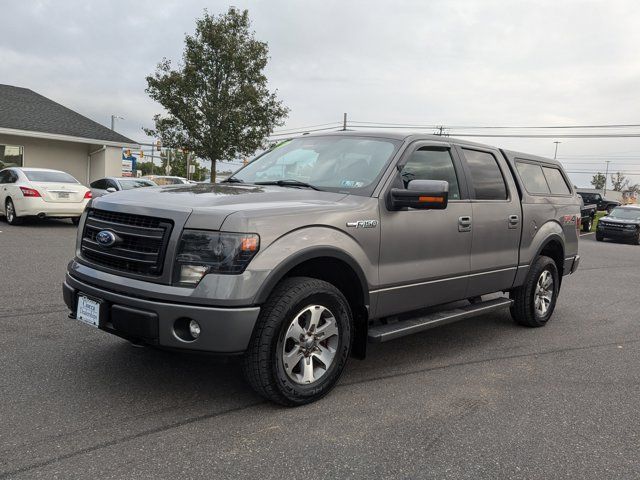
[596,205,640,244]
[576,191,620,213]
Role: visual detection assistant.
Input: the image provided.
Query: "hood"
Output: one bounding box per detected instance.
[600,216,640,225]
[91,183,349,230]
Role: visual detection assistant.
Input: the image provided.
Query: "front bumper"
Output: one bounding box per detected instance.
[63,273,260,353]
[597,226,638,239]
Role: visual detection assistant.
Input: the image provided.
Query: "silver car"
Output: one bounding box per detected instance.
[90,177,157,198]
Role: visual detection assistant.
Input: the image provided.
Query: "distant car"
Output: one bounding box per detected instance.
[596,205,640,244]
[142,175,190,186]
[576,190,620,213]
[0,167,91,225]
[90,177,157,198]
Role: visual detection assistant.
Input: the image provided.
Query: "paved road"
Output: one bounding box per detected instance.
[0,220,638,479]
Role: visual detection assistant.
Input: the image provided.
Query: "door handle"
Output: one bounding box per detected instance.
[508,214,520,229]
[458,215,472,232]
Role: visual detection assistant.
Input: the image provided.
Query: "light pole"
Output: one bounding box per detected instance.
[553,141,561,160]
[110,115,124,131]
[604,160,611,195]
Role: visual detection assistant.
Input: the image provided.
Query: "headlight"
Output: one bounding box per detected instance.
[174,230,260,285]
[625,224,637,229]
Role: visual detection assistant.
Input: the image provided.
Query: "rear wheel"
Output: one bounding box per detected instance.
[242,277,352,406]
[509,256,559,327]
[5,199,22,225]
[582,217,593,232]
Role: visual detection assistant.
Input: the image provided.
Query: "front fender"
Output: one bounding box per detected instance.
[249,226,376,306]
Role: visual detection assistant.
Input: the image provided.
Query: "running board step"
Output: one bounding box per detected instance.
[368,297,513,343]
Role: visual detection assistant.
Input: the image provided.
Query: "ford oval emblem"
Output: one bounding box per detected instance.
[96,230,117,247]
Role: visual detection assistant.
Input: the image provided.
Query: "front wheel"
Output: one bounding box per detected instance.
[242,277,352,406]
[582,217,593,232]
[71,217,80,226]
[509,255,559,327]
[596,232,604,242]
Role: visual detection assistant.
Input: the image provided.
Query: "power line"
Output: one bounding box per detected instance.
[350,120,640,129]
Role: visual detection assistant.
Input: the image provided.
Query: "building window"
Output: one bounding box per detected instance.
[0,144,24,168]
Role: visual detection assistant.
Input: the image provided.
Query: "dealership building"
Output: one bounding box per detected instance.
[0,84,138,185]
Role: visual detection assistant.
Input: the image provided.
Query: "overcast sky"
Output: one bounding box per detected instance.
[2,0,640,187]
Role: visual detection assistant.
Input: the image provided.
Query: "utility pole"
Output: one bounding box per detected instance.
[604,160,611,195]
[342,113,347,131]
[110,115,123,131]
[553,141,561,160]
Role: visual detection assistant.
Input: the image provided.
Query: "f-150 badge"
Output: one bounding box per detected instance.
[346,220,378,228]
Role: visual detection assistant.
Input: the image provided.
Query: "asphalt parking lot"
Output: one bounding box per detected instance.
[0,220,639,479]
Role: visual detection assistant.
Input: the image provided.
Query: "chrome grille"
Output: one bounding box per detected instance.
[80,209,173,277]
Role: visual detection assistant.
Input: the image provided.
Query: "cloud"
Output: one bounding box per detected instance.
[1,0,640,186]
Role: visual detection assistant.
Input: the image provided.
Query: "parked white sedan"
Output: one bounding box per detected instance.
[0,167,91,225]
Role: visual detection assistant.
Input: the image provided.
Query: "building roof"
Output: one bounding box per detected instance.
[0,84,138,146]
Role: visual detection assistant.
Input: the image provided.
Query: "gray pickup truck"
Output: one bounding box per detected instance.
[63,132,580,405]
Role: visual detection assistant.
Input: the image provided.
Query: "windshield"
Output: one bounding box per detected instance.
[231,136,401,195]
[24,170,79,183]
[118,179,156,190]
[608,208,640,221]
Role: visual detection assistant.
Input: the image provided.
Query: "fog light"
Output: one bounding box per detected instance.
[189,320,201,339]
[179,265,209,284]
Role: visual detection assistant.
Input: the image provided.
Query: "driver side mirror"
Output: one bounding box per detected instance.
[388,179,449,210]
[106,187,117,193]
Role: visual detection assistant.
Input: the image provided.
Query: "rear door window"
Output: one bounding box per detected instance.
[461,149,508,200]
[542,167,571,195]
[515,161,550,194]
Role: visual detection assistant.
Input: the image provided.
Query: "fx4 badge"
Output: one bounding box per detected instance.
[346,220,379,228]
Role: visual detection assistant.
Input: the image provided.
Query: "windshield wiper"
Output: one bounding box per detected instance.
[254,179,322,191]
[221,177,244,183]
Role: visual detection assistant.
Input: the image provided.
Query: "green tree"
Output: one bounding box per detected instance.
[160,149,209,181]
[611,172,629,192]
[590,172,606,190]
[145,8,288,182]
[136,161,157,176]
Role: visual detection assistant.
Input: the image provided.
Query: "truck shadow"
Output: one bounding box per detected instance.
[78,308,520,408]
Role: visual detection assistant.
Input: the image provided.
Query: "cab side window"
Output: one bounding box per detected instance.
[400,148,461,200]
[461,148,508,200]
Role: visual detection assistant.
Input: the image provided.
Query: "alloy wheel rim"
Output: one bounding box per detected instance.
[6,202,14,222]
[534,270,554,317]
[281,305,339,385]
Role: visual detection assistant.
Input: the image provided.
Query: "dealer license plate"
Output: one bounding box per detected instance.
[76,295,100,328]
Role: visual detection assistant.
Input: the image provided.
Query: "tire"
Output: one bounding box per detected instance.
[582,217,592,233]
[633,231,640,246]
[596,232,604,242]
[242,277,352,406]
[71,217,80,226]
[509,256,559,327]
[5,198,22,225]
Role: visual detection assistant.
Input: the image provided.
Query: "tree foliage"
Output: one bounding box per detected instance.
[590,172,606,190]
[145,8,288,182]
[611,172,629,192]
[160,149,208,181]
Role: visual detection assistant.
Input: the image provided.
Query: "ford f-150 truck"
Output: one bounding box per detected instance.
[63,132,580,405]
